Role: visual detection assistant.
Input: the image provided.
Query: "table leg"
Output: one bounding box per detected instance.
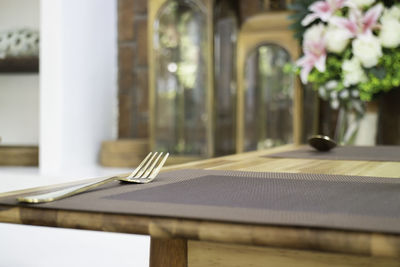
[150,237,187,267]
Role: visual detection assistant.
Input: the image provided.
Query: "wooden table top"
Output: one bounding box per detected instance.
[1,144,400,258]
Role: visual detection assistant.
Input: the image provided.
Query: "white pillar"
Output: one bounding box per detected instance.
[40,0,118,177]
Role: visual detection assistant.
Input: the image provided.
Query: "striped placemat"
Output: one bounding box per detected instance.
[2,169,400,234]
[265,145,400,161]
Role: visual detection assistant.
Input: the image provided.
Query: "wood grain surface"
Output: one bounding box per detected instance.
[100,139,149,167]
[188,241,400,267]
[0,146,38,166]
[150,238,187,267]
[1,145,400,260]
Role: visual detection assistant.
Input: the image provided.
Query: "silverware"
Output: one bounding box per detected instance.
[17,152,169,204]
[308,135,337,152]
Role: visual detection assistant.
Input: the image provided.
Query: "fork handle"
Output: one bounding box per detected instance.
[17,176,119,204]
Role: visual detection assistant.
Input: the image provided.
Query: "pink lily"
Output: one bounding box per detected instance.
[297,39,327,83]
[302,0,347,26]
[330,4,383,37]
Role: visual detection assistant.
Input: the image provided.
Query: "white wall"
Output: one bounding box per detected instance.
[0,0,39,31]
[40,0,118,176]
[0,0,40,145]
[0,75,39,144]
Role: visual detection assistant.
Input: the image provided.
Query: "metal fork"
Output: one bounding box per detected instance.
[17,152,169,204]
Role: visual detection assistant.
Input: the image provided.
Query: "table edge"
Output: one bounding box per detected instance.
[1,204,399,259]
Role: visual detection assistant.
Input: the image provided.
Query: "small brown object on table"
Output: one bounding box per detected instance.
[1,144,400,267]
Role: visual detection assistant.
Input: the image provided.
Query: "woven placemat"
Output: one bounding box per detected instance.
[2,169,400,234]
[265,145,400,161]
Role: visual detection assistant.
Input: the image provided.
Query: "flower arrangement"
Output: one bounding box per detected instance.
[290,0,400,110]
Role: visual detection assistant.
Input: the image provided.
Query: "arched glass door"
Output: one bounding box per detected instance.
[152,0,212,158]
[243,43,294,151]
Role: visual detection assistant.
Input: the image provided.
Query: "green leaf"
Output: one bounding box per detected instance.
[288,13,307,20]
[288,3,307,10]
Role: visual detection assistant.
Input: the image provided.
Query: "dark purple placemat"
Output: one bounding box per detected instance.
[2,169,400,234]
[265,146,400,161]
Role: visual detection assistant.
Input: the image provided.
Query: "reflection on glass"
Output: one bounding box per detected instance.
[153,0,209,156]
[214,0,237,156]
[244,44,294,151]
[269,0,288,10]
[302,84,318,143]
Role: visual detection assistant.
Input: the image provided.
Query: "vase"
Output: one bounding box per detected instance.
[354,101,378,146]
[334,103,363,145]
[332,87,400,146]
[334,101,379,146]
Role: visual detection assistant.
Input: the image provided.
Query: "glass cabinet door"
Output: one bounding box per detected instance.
[151,0,213,158]
[213,0,237,156]
[243,43,294,151]
[236,12,302,153]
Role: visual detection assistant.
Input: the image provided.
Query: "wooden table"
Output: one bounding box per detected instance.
[1,145,400,267]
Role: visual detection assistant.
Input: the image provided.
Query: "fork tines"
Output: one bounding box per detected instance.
[125,152,169,181]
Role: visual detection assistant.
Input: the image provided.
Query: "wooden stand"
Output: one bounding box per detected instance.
[100,139,149,167]
[0,146,38,166]
[0,57,39,73]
